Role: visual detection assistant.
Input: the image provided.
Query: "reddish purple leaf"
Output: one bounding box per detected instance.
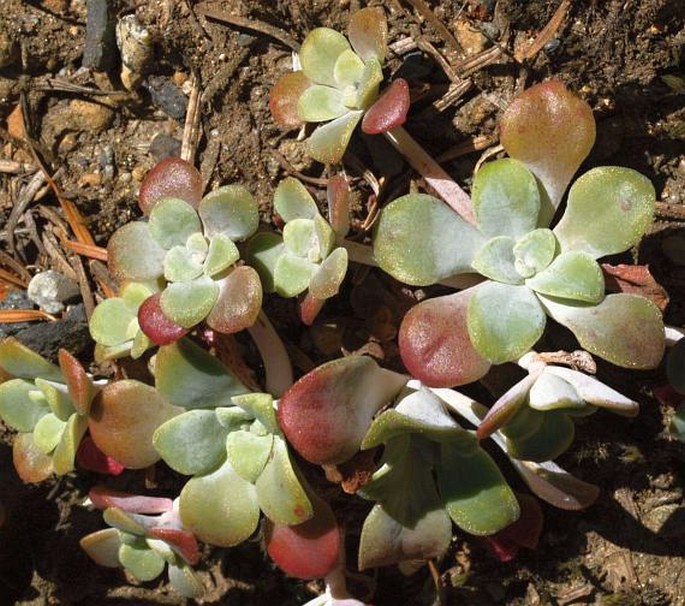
[89,485,173,513]
[482,493,543,562]
[361,79,410,135]
[327,174,351,237]
[148,527,200,565]
[76,436,125,476]
[299,292,326,326]
[398,290,490,388]
[265,494,340,579]
[138,157,203,215]
[58,348,93,415]
[138,293,189,345]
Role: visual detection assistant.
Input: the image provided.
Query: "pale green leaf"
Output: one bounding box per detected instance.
[199,185,259,241]
[89,297,138,348]
[168,563,204,598]
[204,266,262,334]
[529,373,585,411]
[80,528,123,568]
[203,233,240,278]
[273,177,319,221]
[0,379,50,432]
[307,110,363,164]
[0,337,63,381]
[231,393,278,434]
[163,245,204,283]
[356,56,383,109]
[33,412,66,454]
[283,218,317,258]
[297,85,347,122]
[148,198,201,250]
[108,222,166,282]
[471,236,523,284]
[300,28,351,87]
[274,254,317,297]
[119,540,166,582]
[245,232,284,293]
[226,430,273,483]
[513,228,557,278]
[333,48,365,89]
[160,276,219,328]
[52,412,88,474]
[504,408,575,462]
[309,247,348,299]
[526,251,604,303]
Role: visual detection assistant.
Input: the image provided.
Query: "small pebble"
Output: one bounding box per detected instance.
[149,133,182,160]
[27,270,80,314]
[143,75,188,120]
[82,0,116,70]
[69,99,113,132]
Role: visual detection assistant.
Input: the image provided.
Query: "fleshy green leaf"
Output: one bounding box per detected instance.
[34,378,73,420]
[205,266,262,334]
[513,229,557,278]
[0,379,50,432]
[526,251,604,303]
[12,432,54,483]
[300,28,351,86]
[255,437,312,525]
[283,218,317,258]
[298,85,347,122]
[154,410,229,476]
[160,275,219,328]
[155,338,249,409]
[528,373,585,411]
[148,198,202,250]
[374,193,485,286]
[437,440,520,535]
[398,289,491,388]
[80,528,123,568]
[274,178,319,221]
[89,291,147,348]
[309,247,348,299]
[0,338,63,382]
[467,282,546,363]
[226,430,273,483]
[358,503,451,570]
[199,185,259,241]
[499,81,596,218]
[246,232,284,293]
[333,49,365,91]
[553,167,656,259]
[108,222,166,282]
[476,373,539,440]
[164,245,205,283]
[180,458,260,547]
[203,233,240,278]
[232,393,278,434]
[274,254,318,297]
[33,412,66,454]
[119,539,166,581]
[168,562,204,598]
[504,408,575,462]
[538,293,665,369]
[314,214,336,259]
[472,159,541,239]
[348,6,387,62]
[307,110,364,164]
[52,412,88,474]
[472,236,523,284]
[356,56,383,109]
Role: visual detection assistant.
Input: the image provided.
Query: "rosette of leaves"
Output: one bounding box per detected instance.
[149,338,313,549]
[270,7,410,164]
[374,81,665,387]
[356,386,519,569]
[475,357,639,462]
[107,159,262,340]
[0,339,95,483]
[80,487,203,598]
[248,177,349,324]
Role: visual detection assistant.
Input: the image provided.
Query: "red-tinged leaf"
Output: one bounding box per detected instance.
[602,263,669,312]
[500,81,595,222]
[299,292,326,326]
[398,290,491,388]
[138,157,203,215]
[13,432,53,483]
[361,79,410,135]
[327,174,351,237]
[483,493,543,562]
[148,527,200,565]
[205,266,262,334]
[265,494,340,579]
[348,6,387,62]
[58,349,93,416]
[89,485,173,513]
[77,437,125,476]
[278,356,407,465]
[270,71,311,128]
[138,293,189,345]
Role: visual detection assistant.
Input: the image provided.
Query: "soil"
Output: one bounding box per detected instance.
[1,1,684,605]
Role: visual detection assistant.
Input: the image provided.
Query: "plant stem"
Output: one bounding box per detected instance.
[384,126,477,225]
[247,311,293,397]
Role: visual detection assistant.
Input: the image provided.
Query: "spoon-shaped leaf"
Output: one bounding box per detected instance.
[274,177,319,221]
[80,528,123,568]
[179,458,259,547]
[137,293,189,346]
[398,289,491,387]
[160,275,219,328]
[300,28,351,87]
[274,254,318,297]
[467,282,546,364]
[167,562,204,598]
[553,166,656,259]
[154,409,229,476]
[0,379,51,432]
[472,159,541,239]
[499,81,595,218]
[119,539,166,581]
[13,431,54,483]
[309,247,348,300]
[0,337,63,381]
[226,430,273,483]
[348,6,387,62]
[527,251,604,303]
[33,412,66,454]
[538,293,665,369]
[58,349,93,415]
[472,236,523,284]
[374,193,485,286]
[199,185,259,241]
[138,157,203,215]
[528,373,585,411]
[205,266,262,334]
[307,110,364,164]
[108,222,166,282]
[270,71,311,128]
[89,380,180,469]
[52,412,88,474]
[358,503,451,570]
[246,232,284,293]
[504,409,575,462]
[148,198,202,250]
[513,229,557,277]
[278,356,407,465]
[361,78,410,135]
[298,85,347,122]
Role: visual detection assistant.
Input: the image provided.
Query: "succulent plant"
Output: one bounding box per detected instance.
[374,81,665,387]
[270,7,410,164]
[148,338,314,551]
[248,176,350,324]
[80,486,203,598]
[0,339,97,482]
[106,158,262,342]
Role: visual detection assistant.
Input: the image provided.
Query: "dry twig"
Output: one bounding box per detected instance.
[514,0,572,62]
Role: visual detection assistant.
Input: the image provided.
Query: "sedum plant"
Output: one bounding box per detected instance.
[0,339,96,482]
[270,7,410,164]
[248,177,350,324]
[374,81,665,387]
[80,486,203,598]
[104,158,262,343]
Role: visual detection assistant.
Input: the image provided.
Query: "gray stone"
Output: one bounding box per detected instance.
[27,271,80,314]
[82,0,117,71]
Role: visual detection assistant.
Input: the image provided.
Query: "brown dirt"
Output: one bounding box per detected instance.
[1,1,684,605]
